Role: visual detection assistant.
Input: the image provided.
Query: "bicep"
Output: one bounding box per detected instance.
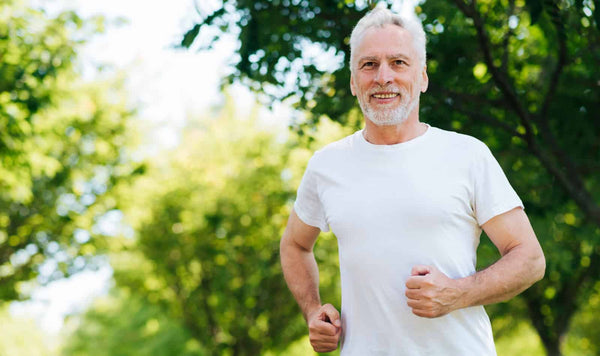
[482,207,540,256]
[281,208,322,252]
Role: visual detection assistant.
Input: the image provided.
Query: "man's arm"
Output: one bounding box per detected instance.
[280,209,342,352]
[405,207,546,318]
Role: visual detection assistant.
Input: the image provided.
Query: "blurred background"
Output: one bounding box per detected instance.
[0,0,598,355]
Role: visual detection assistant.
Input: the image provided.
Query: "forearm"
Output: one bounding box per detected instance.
[281,234,342,353]
[406,209,546,318]
[280,239,322,320]
[455,207,546,310]
[455,243,545,309]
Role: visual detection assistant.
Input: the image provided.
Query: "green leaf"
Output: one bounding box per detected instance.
[180,24,200,48]
[526,0,544,24]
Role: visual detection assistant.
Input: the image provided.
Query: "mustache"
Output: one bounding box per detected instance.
[366,85,405,96]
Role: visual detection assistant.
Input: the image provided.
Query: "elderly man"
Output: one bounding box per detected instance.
[280,6,545,356]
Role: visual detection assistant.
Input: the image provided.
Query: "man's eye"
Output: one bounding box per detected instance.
[394,60,405,66]
[362,62,375,68]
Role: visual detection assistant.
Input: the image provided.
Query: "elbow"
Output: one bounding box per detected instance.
[532,248,546,283]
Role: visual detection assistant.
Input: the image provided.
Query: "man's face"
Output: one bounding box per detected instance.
[350,24,428,126]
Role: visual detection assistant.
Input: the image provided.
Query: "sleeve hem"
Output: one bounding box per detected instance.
[294,202,329,232]
[478,201,524,226]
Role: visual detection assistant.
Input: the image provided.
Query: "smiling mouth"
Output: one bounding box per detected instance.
[372,93,399,99]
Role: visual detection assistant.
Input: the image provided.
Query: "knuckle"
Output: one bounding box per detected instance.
[423,291,435,299]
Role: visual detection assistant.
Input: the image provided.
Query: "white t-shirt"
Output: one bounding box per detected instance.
[294,125,523,356]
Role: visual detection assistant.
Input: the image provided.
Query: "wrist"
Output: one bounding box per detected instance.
[303,303,322,322]
[451,275,474,310]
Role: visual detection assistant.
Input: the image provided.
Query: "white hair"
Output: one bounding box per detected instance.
[349,5,427,70]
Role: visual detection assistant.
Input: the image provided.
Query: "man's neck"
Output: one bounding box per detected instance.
[363,116,428,145]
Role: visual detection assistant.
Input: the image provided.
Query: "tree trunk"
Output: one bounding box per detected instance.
[525,293,568,356]
[541,339,562,356]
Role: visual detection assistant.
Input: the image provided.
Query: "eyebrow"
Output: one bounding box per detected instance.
[357,53,410,63]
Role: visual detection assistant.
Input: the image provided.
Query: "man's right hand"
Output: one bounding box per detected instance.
[307,303,342,352]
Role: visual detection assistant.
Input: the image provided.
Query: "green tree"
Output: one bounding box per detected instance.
[61,289,204,356]
[0,0,141,301]
[561,282,600,355]
[115,102,348,355]
[182,1,600,355]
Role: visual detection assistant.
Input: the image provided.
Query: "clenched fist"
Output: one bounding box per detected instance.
[405,265,465,318]
[307,303,342,352]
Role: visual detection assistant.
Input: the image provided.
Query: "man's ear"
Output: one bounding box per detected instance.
[350,72,356,96]
[421,66,429,93]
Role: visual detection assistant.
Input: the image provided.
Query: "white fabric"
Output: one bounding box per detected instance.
[294,125,523,356]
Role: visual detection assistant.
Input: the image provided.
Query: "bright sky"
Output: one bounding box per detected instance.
[70,0,247,149]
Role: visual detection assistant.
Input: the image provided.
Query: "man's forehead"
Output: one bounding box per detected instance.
[354,25,416,56]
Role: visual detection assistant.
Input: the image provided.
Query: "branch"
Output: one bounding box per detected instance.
[452,0,600,227]
[532,2,598,226]
[539,0,568,121]
[457,105,523,138]
[427,84,523,138]
[428,83,506,107]
[452,0,476,19]
[500,0,516,73]
[524,136,600,227]
[452,0,537,144]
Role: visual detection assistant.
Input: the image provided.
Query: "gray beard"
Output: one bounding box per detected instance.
[357,85,421,126]
[359,97,419,126]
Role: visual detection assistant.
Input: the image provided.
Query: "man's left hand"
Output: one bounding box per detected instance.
[405,265,465,318]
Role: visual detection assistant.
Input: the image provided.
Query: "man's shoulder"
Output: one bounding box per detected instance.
[309,131,360,164]
[429,126,489,154]
[316,131,358,152]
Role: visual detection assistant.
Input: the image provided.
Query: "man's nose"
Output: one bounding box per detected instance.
[374,63,394,85]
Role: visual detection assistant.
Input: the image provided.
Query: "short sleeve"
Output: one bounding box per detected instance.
[294,160,329,232]
[473,144,524,226]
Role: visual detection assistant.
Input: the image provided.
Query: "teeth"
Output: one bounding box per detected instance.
[372,93,398,99]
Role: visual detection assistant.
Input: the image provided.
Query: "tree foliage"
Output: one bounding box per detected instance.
[112,102,348,355]
[0,0,141,301]
[183,1,600,355]
[420,2,600,355]
[61,290,202,356]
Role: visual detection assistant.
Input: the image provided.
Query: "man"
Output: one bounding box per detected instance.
[280,6,545,356]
